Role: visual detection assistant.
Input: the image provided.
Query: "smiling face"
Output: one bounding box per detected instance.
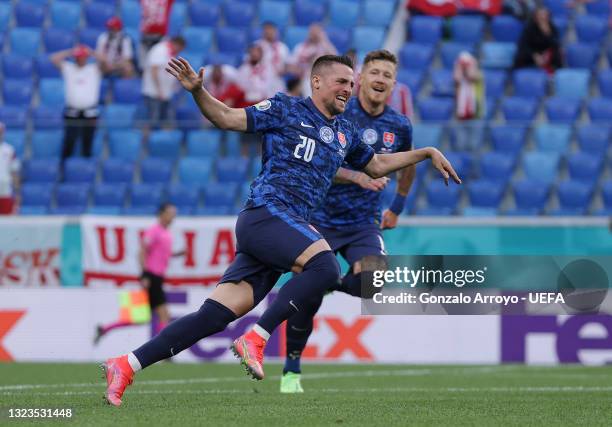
[359,59,396,106]
[311,61,355,117]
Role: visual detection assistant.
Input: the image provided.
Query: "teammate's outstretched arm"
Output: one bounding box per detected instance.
[364,147,461,186]
[166,57,247,131]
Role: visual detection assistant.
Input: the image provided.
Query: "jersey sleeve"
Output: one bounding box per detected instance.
[344,124,375,170]
[244,92,288,133]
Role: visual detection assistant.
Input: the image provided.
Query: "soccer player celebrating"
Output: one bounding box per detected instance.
[102,54,460,406]
[280,50,415,393]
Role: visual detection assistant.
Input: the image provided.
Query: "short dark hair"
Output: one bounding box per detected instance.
[362,49,398,68]
[157,203,175,215]
[311,55,353,77]
[171,36,186,48]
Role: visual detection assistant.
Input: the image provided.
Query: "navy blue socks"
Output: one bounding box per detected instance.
[283,294,324,374]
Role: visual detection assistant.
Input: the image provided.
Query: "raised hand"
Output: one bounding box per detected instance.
[166,57,204,93]
[430,148,461,185]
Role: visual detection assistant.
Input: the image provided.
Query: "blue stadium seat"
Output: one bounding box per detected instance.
[55,183,90,213]
[575,15,607,43]
[425,181,461,212]
[0,107,28,129]
[534,124,571,154]
[178,157,212,184]
[39,78,65,106]
[409,16,442,45]
[501,97,537,122]
[5,130,26,158]
[399,43,434,72]
[196,206,233,215]
[15,2,46,28]
[101,104,137,129]
[50,1,82,31]
[490,15,523,43]
[93,183,127,210]
[545,97,580,123]
[586,0,610,15]
[284,27,309,50]
[122,205,157,216]
[140,158,173,184]
[430,69,454,97]
[329,0,358,29]
[35,55,61,78]
[31,131,63,158]
[450,15,485,44]
[203,182,238,207]
[259,0,292,28]
[352,26,386,53]
[462,206,498,216]
[189,2,220,26]
[544,0,570,18]
[556,180,593,214]
[396,69,424,94]
[44,28,76,53]
[597,69,612,98]
[148,130,182,159]
[224,132,241,157]
[108,130,142,161]
[129,184,164,207]
[112,79,142,104]
[175,101,204,130]
[186,130,221,157]
[32,106,63,129]
[10,28,41,57]
[217,157,249,183]
[522,152,560,183]
[512,180,550,213]
[2,78,31,105]
[552,16,568,39]
[576,125,610,155]
[554,69,590,100]
[216,27,247,54]
[363,0,395,27]
[3,55,34,79]
[417,98,453,122]
[102,158,134,183]
[483,70,507,100]
[224,1,256,27]
[85,2,115,29]
[468,180,505,208]
[326,27,351,53]
[602,181,612,210]
[588,98,612,122]
[167,184,199,213]
[481,42,516,69]
[440,42,475,68]
[479,152,515,183]
[0,3,10,30]
[79,28,103,49]
[567,152,603,184]
[566,43,598,69]
[168,2,187,36]
[490,125,527,154]
[412,124,442,149]
[204,52,239,67]
[21,184,53,209]
[23,159,60,183]
[121,1,141,29]
[513,69,547,99]
[181,26,213,54]
[64,158,97,183]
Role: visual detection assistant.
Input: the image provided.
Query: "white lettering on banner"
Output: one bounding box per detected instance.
[82,216,238,287]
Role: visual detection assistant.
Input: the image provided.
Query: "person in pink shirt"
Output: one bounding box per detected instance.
[95,203,184,344]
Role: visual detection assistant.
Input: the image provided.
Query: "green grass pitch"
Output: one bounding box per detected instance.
[1,363,612,426]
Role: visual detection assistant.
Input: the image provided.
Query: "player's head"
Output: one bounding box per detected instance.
[262,22,278,42]
[247,44,264,64]
[72,44,90,66]
[310,54,354,116]
[307,23,325,43]
[158,203,177,227]
[170,36,186,55]
[359,49,398,106]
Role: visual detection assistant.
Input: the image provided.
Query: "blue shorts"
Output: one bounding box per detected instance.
[314,224,386,267]
[219,202,324,305]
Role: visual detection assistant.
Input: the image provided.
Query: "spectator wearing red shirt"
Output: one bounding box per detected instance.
[139,0,175,65]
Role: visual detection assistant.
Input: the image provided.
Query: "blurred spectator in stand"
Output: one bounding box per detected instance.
[285,76,303,97]
[514,7,562,74]
[51,45,104,162]
[142,36,186,129]
[388,83,414,119]
[203,63,238,99]
[453,51,484,151]
[140,0,175,66]
[0,122,20,215]
[96,17,135,78]
[502,0,536,20]
[256,22,290,93]
[223,44,276,108]
[288,24,337,96]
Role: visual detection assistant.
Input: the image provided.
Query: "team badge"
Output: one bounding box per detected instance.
[383,132,395,148]
[362,128,378,145]
[255,99,271,111]
[319,126,334,144]
[337,132,346,148]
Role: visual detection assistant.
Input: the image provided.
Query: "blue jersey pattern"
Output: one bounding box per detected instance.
[311,97,413,229]
[244,93,375,220]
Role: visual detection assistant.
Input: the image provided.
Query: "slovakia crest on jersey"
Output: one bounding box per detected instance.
[383,132,395,148]
[337,132,346,148]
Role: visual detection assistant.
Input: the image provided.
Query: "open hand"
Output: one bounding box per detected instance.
[429,148,461,185]
[166,57,204,93]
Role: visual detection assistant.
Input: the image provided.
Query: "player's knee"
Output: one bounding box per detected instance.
[359,256,388,300]
[196,299,237,334]
[359,255,388,273]
[304,250,341,285]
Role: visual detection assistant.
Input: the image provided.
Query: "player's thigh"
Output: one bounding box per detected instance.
[344,228,388,274]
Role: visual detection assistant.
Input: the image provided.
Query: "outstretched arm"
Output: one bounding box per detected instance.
[166,57,247,131]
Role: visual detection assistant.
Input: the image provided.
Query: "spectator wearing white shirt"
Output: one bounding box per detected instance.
[235,44,277,106]
[96,17,135,78]
[256,22,289,93]
[0,122,21,215]
[142,36,186,129]
[51,45,104,161]
[203,63,238,99]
